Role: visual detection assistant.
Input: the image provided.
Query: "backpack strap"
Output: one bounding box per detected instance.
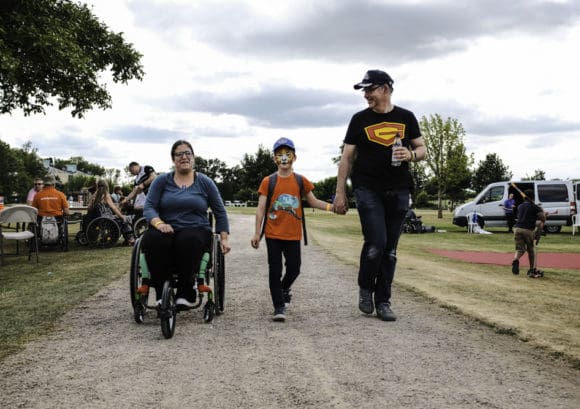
[260,172,308,245]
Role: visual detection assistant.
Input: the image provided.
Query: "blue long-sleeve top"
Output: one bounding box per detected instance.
[144,171,229,234]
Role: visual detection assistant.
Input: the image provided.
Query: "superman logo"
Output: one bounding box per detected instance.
[364,122,406,147]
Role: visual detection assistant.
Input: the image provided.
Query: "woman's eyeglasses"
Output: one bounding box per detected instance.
[174,151,193,158]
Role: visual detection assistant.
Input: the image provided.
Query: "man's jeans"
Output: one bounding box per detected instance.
[354,186,409,305]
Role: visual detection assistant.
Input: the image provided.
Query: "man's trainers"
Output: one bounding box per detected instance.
[359,288,374,314]
[527,268,544,278]
[511,259,519,275]
[376,303,397,321]
[282,288,292,307]
[273,307,286,322]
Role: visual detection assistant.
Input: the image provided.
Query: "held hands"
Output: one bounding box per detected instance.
[333,193,349,215]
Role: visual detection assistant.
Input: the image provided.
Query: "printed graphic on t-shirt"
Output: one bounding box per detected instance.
[269,193,301,220]
[364,122,406,147]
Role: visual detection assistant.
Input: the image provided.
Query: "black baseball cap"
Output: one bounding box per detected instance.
[353,69,394,90]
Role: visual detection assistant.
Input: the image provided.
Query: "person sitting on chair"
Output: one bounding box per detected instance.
[32,176,70,219]
[140,140,231,308]
[86,180,135,246]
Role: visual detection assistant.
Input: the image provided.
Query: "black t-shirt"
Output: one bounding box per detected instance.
[344,106,421,192]
[514,201,543,230]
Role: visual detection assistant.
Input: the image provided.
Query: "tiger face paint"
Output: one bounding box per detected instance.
[274,148,295,165]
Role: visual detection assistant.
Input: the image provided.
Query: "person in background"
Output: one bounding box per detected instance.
[141,140,230,308]
[32,176,70,218]
[334,69,427,322]
[120,162,156,217]
[26,178,44,205]
[111,185,123,204]
[503,193,516,233]
[251,137,333,322]
[511,189,546,278]
[86,180,135,245]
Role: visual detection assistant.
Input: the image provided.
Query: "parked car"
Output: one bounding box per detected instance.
[453,180,576,233]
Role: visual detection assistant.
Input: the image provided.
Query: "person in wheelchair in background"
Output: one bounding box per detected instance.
[31,176,70,247]
[139,140,231,308]
[85,180,135,246]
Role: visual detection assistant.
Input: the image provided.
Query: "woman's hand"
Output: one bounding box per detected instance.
[156,222,174,234]
[220,237,231,254]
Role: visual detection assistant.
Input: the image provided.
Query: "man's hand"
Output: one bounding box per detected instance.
[333,192,349,215]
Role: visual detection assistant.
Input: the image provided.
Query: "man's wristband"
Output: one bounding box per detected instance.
[153,220,164,227]
[326,203,332,212]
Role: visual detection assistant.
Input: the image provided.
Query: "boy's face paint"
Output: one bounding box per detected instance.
[274,148,295,165]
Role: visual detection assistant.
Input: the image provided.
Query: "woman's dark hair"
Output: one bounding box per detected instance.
[171,140,194,158]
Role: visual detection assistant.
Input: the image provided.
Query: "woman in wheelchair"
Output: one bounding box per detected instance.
[85,180,135,245]
[139,140,231,308]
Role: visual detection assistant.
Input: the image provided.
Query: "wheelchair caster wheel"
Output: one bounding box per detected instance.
[133,303,145,324]
[203,301,215,323]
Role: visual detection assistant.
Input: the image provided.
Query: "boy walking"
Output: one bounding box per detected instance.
[251,137,333,322]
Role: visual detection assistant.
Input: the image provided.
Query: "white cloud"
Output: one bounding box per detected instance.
[1,0,580,183]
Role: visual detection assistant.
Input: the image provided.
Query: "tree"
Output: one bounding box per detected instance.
[420,114,472,218]
[312,177,337,203]
[523,169,546,181]
[236,145,277,195]
[472,153,512,192]
[54,157,105,175]
[0,0,144,117]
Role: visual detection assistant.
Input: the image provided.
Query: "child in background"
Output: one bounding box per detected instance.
[251,137,333,322]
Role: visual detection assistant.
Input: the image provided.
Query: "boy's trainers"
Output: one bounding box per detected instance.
[273,307,286,322]
[282,288,292,307]
[511,259,519,275]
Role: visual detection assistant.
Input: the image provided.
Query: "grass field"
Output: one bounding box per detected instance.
[1,208,579,368]
[234,206,580,367]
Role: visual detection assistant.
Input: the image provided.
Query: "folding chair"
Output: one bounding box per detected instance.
[0,205,39,266]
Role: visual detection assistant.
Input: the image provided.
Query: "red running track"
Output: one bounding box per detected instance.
[428,249,580,270]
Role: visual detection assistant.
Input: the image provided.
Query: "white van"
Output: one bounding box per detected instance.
[453,180,576,233]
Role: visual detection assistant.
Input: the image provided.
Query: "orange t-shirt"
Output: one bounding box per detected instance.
[258,173,314,241]
[32,187,69,217]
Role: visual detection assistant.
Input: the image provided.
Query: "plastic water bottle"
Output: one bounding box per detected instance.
[391,133,402,167]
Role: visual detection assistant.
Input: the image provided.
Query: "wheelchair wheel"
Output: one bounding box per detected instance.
[133,217,148,238]
[160,280,177,339]
[129,238,146,323]
[59,220,69,251]
[203,301,215,323]
[75,231,88,246]
[86,217,121,248]
[211,236,225,315]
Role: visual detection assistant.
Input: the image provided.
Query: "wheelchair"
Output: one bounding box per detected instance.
[129,224,225,339]
[75,214,133,248]
[38,215,69,251]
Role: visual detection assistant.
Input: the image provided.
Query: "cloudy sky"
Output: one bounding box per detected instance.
[2,0,580,183]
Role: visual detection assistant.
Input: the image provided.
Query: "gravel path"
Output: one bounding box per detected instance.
[1,214,578,409]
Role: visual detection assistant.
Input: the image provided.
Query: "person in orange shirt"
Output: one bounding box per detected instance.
[32,176,70,218]
[251,137,332,322]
